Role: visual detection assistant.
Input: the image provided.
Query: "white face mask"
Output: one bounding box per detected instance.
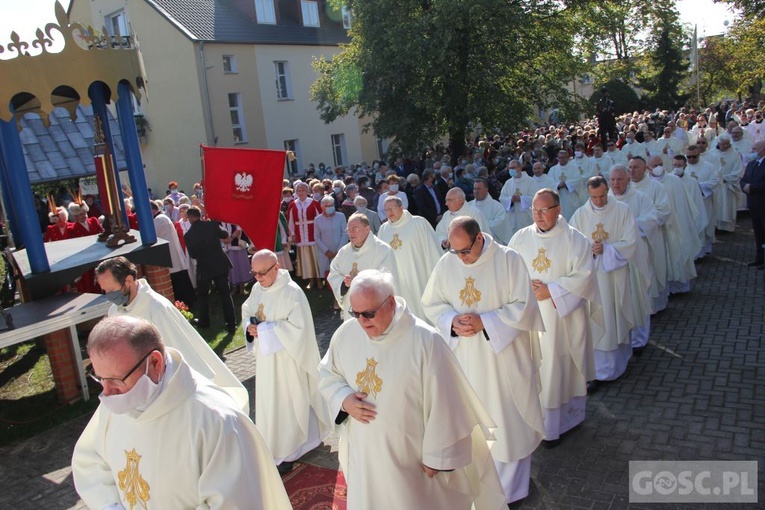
[650,166,665,179]
[313,193,323,201]
[574,150,583,158]
[355,205,365,211]
[333,187,342,194]
[749,152,759,161]
[389,184,399,193]
[283,196,293,203]
[627,138,634,144]
[99,358,162,415]
[673,167,685,176]
[325,206,335,215]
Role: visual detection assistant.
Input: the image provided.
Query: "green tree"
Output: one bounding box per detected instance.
[637,0,690,109]
[713,0,765,18]
[690,35,737,106]
[724,15,765,99]
[311,0,589,160]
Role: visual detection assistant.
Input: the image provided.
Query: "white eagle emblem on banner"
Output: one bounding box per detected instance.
[234,172,253,193]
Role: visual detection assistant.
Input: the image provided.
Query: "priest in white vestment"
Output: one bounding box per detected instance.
[686,144,720,256]
[242,250,330,473]
[620,132,648,161]
[646,157,699,294]
[471,177,512,244]
[319,270,507,510]
[328,212,399,320]
[606,142,628,166]
[548,150,584,220]
[709,134,744,231]
[608,167,658,352]
[570,177,648,383]
[672,155,709,254]
[422,217,545,504]
[587,144,614,180]
[499,161,538,240]
[435,187,491,248]
[656,127,684,168]
[532,160,557,190]
[508,189,599,444]
[378,196,442,323]
[72,316,291,510]
[95,257,249,413]
[629,157,672,314]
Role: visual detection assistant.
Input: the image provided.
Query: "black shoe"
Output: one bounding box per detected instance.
[193,319,210,329]
[277,461,294,475]
[587,380,601,394]
[747,260,764,267]
[543,438,562,449]
[633,346,646,357]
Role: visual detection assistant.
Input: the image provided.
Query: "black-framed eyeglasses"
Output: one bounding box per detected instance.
[531,205,559,215]
[447,235,478,255]
[349,297,390,319]
[87,350,156,388]
[250,262,276,277]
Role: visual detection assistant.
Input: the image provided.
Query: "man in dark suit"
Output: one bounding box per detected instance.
[435,166,452,205]
[184,207,237,332]
[414,170,444,228]
[741,140,765,269]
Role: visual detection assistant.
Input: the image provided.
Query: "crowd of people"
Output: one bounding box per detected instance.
[61,99,765,509]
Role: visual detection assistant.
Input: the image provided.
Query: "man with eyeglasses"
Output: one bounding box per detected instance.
[605,139,627,166]
[95,256,248,413]
[241,250,330,474]
[508,189,598,447]
[319,270,506,509]
[72,316,292,510]
[377,196,442,323]
[422,217,545,506]
[328,212,399,320]
[570,176,648,387]
[434,187,491,249]
[685,145,720,257]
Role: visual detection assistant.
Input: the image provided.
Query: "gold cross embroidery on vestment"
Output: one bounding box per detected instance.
[118,449,150,510]
[459,277,482,307]
[255,303,266,322]
[356,357,382,397]
[531,247,552,273]
[349,262,359,278]
[592,223,610,243]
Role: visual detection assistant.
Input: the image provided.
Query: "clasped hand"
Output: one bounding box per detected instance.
[452,313,483,337]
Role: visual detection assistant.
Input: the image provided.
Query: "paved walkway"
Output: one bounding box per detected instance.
[0,215,762,509]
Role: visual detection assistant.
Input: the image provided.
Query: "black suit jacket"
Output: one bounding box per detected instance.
[741,158,765,209]
[414,184,443,228]
[184,220,232,279]
[434,178,450,207]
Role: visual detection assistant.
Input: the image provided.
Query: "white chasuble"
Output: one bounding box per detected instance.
[508,217,600,409]
[547,162,584,220]
[378,210,442,322]
[711,148,744,231]
[434,202,492,246]
[498,173,538,240]
[241,269,330,462]
[421,235,545,463]
[570,199,649,351]
[470,197,511,245]
[328,233,399,320]
[108,279,249,414]
[318,301,507,510]
[651,172,699,284]
[72,349,292,510]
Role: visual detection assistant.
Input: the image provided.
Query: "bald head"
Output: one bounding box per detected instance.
[647,155,663,169]
[252,249,277,266]
[445,187,466,212]
[251,249,279,287]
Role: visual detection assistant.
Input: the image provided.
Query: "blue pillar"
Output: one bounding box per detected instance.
[0,139,23,244]
[116,82,156,245]
[89,82,128,226]
[0,116,50,273]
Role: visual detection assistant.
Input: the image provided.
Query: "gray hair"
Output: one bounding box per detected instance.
[320,196,335,206]
[717,133,731,143]
[353,196,368,208]
[610,164,629,177]
[348,212,371,226]
[349,269,394,302]
[88,316,165,358]
[383,195,403,207]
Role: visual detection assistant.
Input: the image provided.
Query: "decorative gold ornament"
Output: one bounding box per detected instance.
[592,223,610,243]
[459,277,482,307]
[690,172,698,179]
[349,262,359,278]
[389,234,402,250]
[0,1,148,126]
[356,357,382,397]
[118,449,150,510]
[559,173,567,182]
[255,303,266,323]
[531,247,552,273]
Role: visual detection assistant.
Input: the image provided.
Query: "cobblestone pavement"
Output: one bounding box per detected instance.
[0,215,762,509]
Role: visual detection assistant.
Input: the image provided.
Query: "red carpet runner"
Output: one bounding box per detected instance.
[282,463,348,510]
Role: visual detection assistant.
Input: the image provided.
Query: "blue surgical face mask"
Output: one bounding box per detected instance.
[325,206,336,215]
[104,284,130,306]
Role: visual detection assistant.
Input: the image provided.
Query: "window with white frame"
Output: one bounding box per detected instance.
[223,55,238,74]
[105,10,130,46]
[377,137,390,159]
[284,139,300,174]
[331,134,347,166]
[228,93,247,143]
[255,0,277,24]
[274,61,293,100]
[301,0,320,27]
[342,6,352,29]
